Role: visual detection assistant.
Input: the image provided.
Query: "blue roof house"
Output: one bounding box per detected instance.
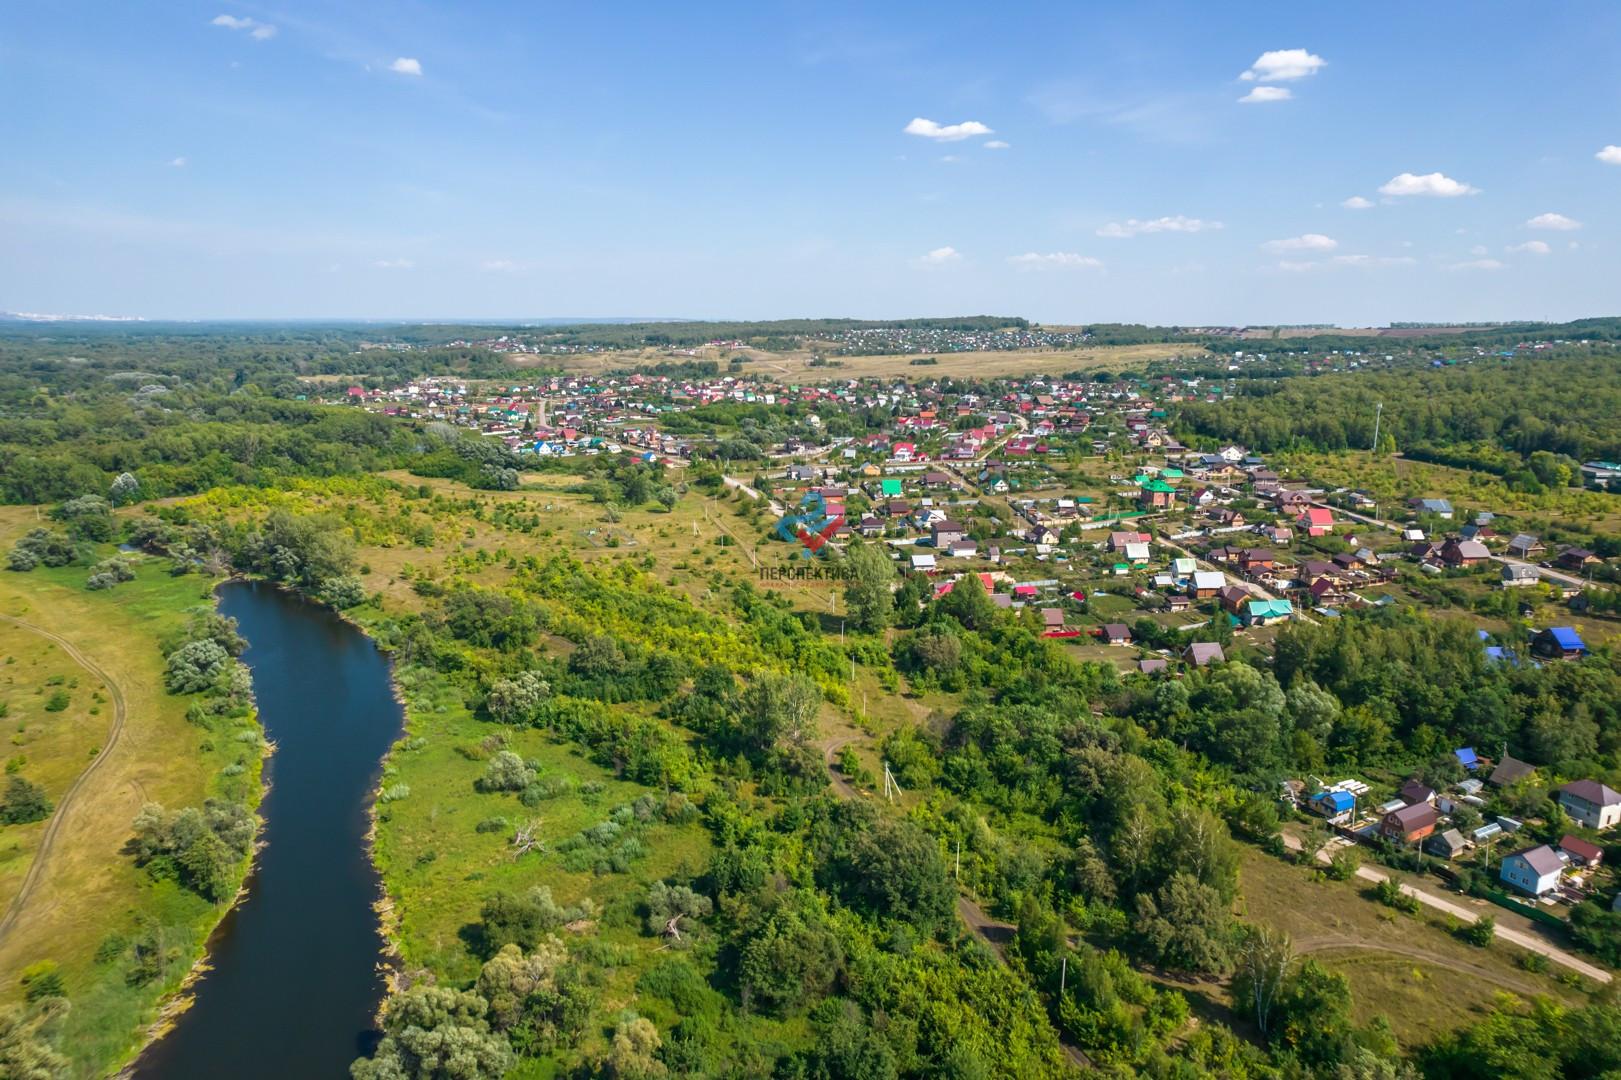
[1311,789,1355,820]
[1532,627,1587,660]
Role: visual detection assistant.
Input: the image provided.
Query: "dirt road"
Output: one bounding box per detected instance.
[0,614,128,944]
[1282,832,1611,984]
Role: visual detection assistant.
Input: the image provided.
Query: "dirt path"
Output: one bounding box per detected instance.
[0,614,128,944]
[703,498,760,569]
[1293,933,1545,997]
[820,734,860,799]
[1281,832,1611,984]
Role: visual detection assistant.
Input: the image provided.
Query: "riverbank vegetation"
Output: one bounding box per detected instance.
[0,510,266,1078]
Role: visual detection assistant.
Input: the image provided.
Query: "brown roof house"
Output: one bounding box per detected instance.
[1489,755,1537,787]
[1381,802,1438,844]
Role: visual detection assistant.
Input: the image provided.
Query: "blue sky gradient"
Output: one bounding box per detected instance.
[3,2,1619,323]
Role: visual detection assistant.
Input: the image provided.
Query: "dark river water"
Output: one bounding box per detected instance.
[131,581,402,1079]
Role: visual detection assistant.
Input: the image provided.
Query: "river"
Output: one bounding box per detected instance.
[130,581,402,1079]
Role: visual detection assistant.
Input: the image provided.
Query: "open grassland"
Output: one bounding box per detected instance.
[1237,847,1585,1045]
[502,341,1201,382]
[0,622,111,914]
[0,507,264,1079]
[765,343,1201,383]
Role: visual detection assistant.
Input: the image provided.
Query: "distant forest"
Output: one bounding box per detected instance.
[1175,352,1621,470]
[1203,317,1621,356]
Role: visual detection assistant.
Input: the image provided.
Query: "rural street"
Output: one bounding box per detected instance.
[1282,832,1611,984]
[1311,500,1592,590]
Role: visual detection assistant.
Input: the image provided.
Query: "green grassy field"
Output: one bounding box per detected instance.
[0,516,265,1078]
[1237,847,1585,1045]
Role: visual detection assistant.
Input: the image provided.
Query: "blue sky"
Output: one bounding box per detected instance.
[3,2,1619,324]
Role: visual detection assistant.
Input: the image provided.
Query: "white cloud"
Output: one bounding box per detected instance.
[211,14,277,39]
[939,154,960,163]
[169,156,188,168]
[1239,86,1292,104]
[372,258,415,269]
[903,117,993,142]
[390,57,423,76]
[1597,145,1621,165]
[1469,245,1488,256]
[1341,195,1374,210]
[914,246,962,266]
[1262,233,1337,253]
[1097,215,1223,238]
[1378,172,1480,197]
[480,259,523,272]
[983,140,1010,150]
[1276,253,1414,273]
[1526,212,1580,231]
[1449,258,1504,271]
[1332,254,1416,267]
[1508,240,1551,255]
[1239,48,1326,82]
[1006,252,1103,270]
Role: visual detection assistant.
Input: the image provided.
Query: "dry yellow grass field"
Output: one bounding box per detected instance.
[0,506,247,1073]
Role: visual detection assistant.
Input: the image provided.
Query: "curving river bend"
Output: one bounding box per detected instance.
[131,581,401,1079]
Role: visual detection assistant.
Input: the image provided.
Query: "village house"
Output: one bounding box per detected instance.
[1532,626,1588,660]
[1184,641,1226,667]
[1557,547,1601,573]
[1489,755,1537,788]
[1237,548,1276,574]
[1559,834,1604,869]
[1217,584,1251,614]
[1243,598,1294,627]
[1189,570,1225,599]
[1501,563,1540,588]
[1381,802,1438,844]
[1439,538,1490,567]
[1501,845,1566,896]
[931,520,967,548]
[1297,507,1335,537]
[1556,780,1621,830]
[1399,779,1436,806]
[1411,497,1455,519]
[1425,829,1468,860]
[1507,534,1545,559]
[1099,623,1132,645]
[1138,478,1177,509]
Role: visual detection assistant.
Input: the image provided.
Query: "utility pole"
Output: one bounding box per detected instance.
[1372,401,1383,453]
[955,835,961,881]
[1060,953,1068,997]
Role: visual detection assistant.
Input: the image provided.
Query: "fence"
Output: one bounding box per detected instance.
[1470,883,1570,930]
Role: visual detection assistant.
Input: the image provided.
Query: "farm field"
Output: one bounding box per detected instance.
[505,341,1202,382]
